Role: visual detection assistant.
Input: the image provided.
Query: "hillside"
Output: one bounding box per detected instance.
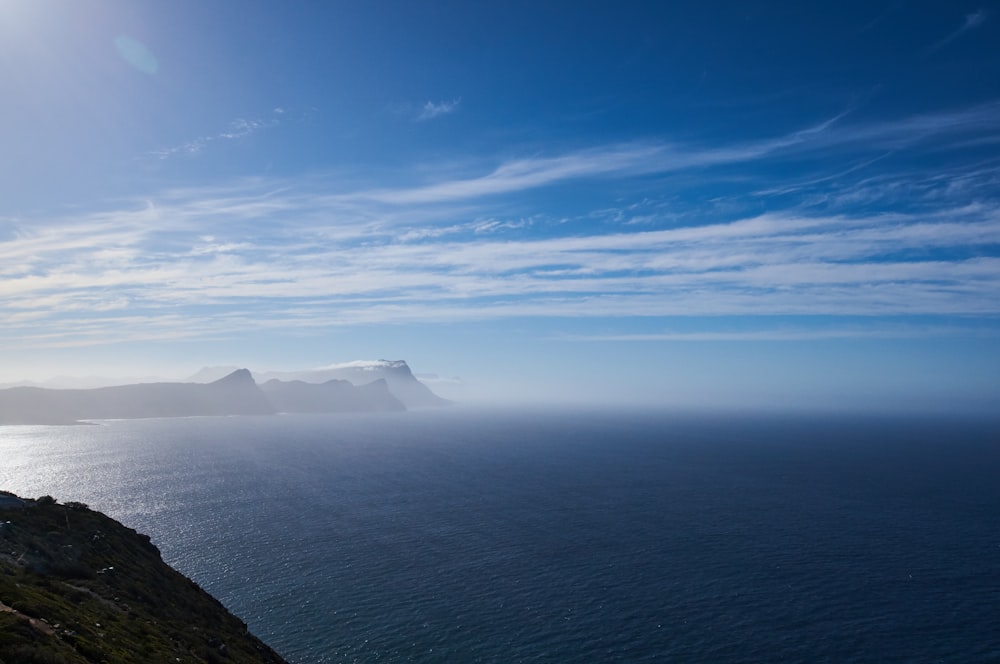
[0,492,288,664]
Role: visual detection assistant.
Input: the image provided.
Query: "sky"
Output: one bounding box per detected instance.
[1,0,999,411]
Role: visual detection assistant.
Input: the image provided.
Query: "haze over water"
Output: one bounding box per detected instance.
[2,408,998,662]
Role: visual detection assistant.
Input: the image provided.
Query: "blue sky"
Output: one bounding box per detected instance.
[1,1,999,410]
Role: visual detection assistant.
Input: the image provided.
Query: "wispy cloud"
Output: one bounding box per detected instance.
[345,144,666,204]
[416,98,461,121]
[3,101,999,349]
[856,1,902,34]
[556,324,993,342]
[3,199,998,349]
[151,111,282,159]
[334,103,1000,207]
[927,9,989,54]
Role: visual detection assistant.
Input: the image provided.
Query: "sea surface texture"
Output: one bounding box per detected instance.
[1,408,998,662]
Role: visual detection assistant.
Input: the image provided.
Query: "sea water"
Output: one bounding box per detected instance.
[1,407,998,662]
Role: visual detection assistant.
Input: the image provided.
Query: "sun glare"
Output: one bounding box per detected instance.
[0,0,38,24]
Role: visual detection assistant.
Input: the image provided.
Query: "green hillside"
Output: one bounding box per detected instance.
[0,493,288,664]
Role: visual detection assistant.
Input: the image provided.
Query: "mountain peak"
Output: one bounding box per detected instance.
[254,361,447,408]
[210,368,255,385]
[184,365,241,383]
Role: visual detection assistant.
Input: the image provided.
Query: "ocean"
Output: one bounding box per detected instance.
[1,407,998,662]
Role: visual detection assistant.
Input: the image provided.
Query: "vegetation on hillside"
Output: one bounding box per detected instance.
[0,493,287,664]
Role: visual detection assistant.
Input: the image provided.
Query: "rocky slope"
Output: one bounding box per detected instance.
[0,492,288,663]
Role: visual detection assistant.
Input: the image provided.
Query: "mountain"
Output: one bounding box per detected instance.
[255,360,450,408]
[4,360,453,410]
[0,374,173,390]
[259,378,405,413]
[0,369,417,425]
[183,366,242,384]
[0,370,275,425]
[0,492,288,663]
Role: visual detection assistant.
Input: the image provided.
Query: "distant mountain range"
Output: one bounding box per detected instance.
[0,361,448,425]
[252,360,451,408]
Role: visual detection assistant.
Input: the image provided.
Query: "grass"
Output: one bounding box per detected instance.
[0,495,288,664]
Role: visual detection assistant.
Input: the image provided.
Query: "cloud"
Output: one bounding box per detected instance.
[966,9,989,28]
[219,118,269,139]
[150,138,208,159]
[151,111,282,160]
[927,9,989,53]
[856,1,902,34]
[556,325,992,342]
[341,144,677,204]
[316,360,403,370]
[3,101,999,349]
[416,98,461,121]
[330,103,1000,207]
[2,197,999,349]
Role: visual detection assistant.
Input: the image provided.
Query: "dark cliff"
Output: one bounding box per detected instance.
[0,492,288,664]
